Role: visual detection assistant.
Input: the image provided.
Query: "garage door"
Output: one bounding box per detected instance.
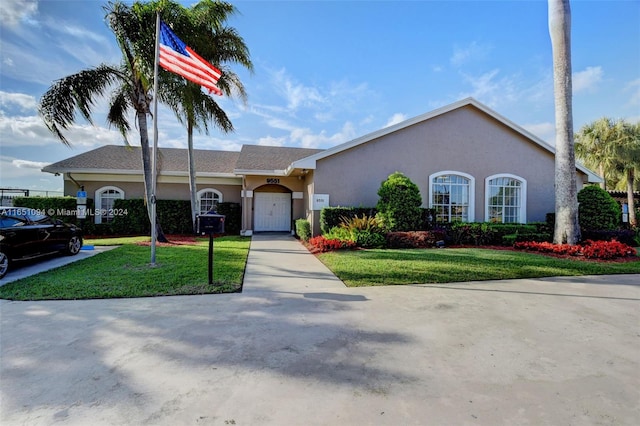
[254,192,292,232]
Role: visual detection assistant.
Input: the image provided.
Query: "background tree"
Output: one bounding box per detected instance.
[157,0,252,231]
[575,118,640,226]
[574,117,620,190]
[39,1,180,241]
[548,0,580,244]
[376,172,422,232]
[617,121,640,226]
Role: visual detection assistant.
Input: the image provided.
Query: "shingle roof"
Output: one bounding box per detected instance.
[234,145,323,172]
[43,145,240,175]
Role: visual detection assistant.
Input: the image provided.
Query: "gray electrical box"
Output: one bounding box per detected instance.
[196,213,225,234]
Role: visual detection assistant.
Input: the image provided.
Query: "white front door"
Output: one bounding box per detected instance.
[254,192,292,232]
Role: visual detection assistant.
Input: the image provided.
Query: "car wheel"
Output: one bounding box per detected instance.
[66,236,82,255]
[0,251,9,279]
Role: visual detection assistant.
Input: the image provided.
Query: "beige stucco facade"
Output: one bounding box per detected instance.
[305,105,589,234]
[48,99,600,236]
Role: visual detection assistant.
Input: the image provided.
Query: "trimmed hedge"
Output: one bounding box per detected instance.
[11,196,241,236]
[295,219,311,241]
[578,185,621,231]
[386,230,447,248]
[376,172,422,231]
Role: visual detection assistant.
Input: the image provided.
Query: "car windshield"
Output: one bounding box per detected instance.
[0,210,28,228]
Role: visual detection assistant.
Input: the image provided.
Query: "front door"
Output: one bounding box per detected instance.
[254,192,291,232]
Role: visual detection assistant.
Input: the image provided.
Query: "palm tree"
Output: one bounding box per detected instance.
[617,121,640,226]
[575,118,640,227]
[158,0,252,231]
[548,0,580,244]
[39,1,170,241]
[574,117,619,190]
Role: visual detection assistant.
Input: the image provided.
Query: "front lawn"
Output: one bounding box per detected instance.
[0,236,250,300]
[318,247,640,287]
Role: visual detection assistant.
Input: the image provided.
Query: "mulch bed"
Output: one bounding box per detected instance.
[302,240,639,263]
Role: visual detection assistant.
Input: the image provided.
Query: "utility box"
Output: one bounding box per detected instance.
[196,213,225,235]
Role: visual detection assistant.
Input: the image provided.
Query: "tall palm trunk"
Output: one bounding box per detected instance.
[627,169,637,227]
[549,0,580,244]
[187,119,198,233]
[136,105,168,242]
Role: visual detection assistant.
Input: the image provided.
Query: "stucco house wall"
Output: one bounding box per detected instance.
[44,98,600,235]
[310,104,588,232]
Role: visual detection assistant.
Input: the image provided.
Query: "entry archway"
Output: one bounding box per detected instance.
[253,184,292,232]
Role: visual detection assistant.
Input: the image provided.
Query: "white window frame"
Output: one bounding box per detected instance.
[485,173,527,223]
[197,188,223,214]
[428,171,475,222]
[94,186,125,224]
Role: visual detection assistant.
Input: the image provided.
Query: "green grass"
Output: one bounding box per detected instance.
[0,236,250,300]
[85,236,150,246]
[318,248,640,287]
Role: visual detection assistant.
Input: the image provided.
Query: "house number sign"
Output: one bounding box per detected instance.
[266,178,280,184]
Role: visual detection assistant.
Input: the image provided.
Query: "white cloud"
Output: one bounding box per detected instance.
[457,69,519,107]
[0,91,37,111]
[522,122,556,145]
[0,112,123,149]
[257,136,286,147]
[271,68,326,110]
[290,122,356,149]
[0,0,38,28]
[573,66,603,93]
[384,113,407,128]
[12,159,49,169]
[450,41,492,67]
[625,78,640,106]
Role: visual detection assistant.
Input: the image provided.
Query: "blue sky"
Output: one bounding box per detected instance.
[1,0,639,193]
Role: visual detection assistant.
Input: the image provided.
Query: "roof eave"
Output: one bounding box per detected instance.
[233,169,288,176]
[42,167,237,178]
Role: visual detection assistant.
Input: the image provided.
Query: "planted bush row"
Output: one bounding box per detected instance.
[514,240,636,260]
[12,197,241,236]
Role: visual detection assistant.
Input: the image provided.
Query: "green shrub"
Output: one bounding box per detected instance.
[352,230,386,248]
[418,208,438,230]
[320,206,377,234]
[295,219,311,241]
[216,202,242,235]
[324,226,353,241]
[578,185,621,231]
[376,172,422,231]
[451,222,494,245]
[502,233,552,246]
[386,230,447,248]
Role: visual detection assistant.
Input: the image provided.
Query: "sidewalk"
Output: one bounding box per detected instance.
[242,232,345,294]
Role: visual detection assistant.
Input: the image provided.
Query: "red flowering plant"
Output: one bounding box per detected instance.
[581,239,636,259]
[308,236,356,252]
[514,239,636,260]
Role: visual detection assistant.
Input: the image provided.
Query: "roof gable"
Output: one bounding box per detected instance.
[291,97,601,183]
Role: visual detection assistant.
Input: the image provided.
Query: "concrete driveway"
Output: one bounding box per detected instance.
[0,246,117,285]
[1,235,639,425]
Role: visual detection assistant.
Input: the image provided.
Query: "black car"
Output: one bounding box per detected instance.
[0,207,83,279]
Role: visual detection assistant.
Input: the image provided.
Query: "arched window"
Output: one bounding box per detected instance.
[485,174,527,223]
[94,186,125,224]
[429,171,475,222]
[197,188,223,214]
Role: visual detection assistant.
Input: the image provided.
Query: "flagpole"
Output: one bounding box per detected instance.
[150,11,160,266]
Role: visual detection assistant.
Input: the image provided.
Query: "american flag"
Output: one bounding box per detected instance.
[159,21,222,95]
